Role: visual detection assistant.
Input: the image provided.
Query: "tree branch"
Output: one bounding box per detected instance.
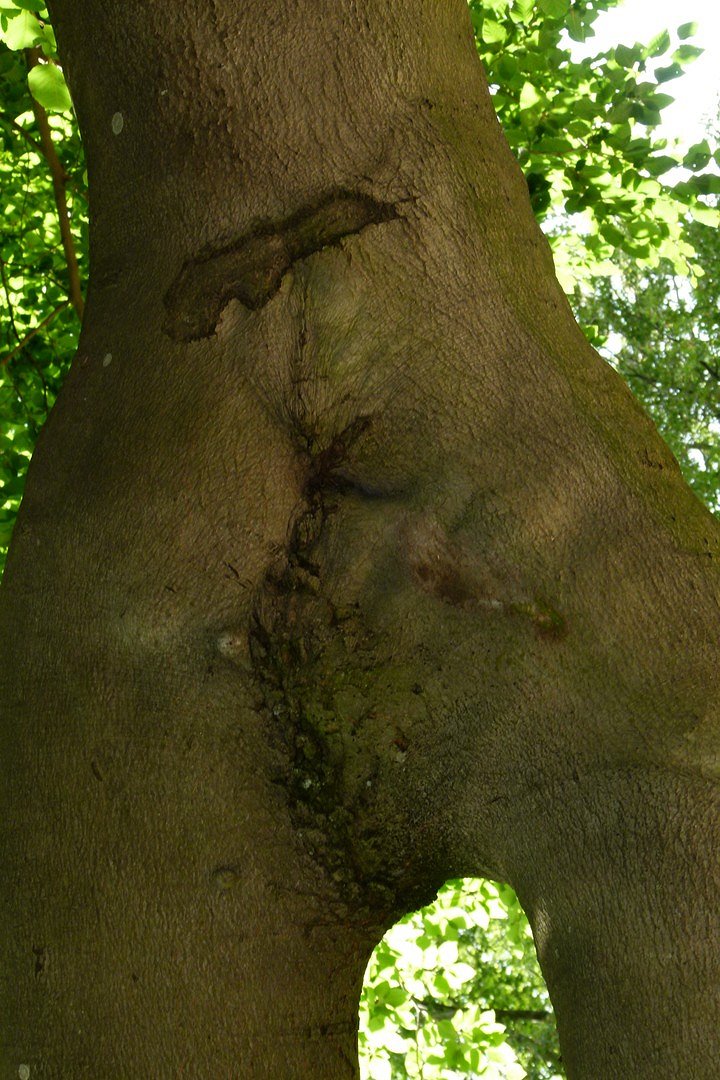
[0,301,69,367]
[2,114,45,155]
[25,48,84,321]
[0,255,21,344]
[494,1008,552,1022]
[698,359,720,382]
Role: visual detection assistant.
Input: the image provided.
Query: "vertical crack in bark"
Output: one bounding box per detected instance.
[248,414,402,916]
[163,190,398,342]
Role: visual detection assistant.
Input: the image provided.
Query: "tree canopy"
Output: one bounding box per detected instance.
[1,1,718,1076]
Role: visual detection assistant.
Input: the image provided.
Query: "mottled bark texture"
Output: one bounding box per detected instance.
[1,1,719,1076]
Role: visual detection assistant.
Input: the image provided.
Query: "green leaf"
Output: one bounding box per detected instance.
[534,135,573,154]
[672,44,704,64]
[631,103,661,127]
[615,43,641,68]
[646,93,674,111]
[607,99,633,123]
[683,139,712,171]
[519,81,542,111]
[690,174,720,196]
[382,987,408,1007]
[677,21,698,40]
[10,0,47,10]
[496,54,520,81]
[644,154,678,176]
[481,18,508,44]
[654,62,683,83]
[510,0,535,23]
[566,10,588,41]
[468,3,483,34]
[0,9,40,48]
[691,204,720,227]
[28,62,72,111]
[646,29,671,58]
[538,0,570,18]
[34,20,55,55]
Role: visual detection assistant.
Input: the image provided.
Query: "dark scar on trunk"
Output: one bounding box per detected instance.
[163,190,399,342]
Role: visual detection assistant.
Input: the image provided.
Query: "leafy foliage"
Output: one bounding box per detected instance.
[360,880,561,1079]
[470,0,719,281]
[572,212,720,510]
[0,0,84,552]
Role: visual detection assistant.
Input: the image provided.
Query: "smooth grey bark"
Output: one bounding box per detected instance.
[1,1,719,1076]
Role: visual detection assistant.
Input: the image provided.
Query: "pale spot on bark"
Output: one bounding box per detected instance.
[216,630,247,662]
[102,353,112,367]
[111,112,123,134]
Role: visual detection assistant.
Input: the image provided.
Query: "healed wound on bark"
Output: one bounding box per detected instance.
[163,190,398,341]
[405,519,567,640]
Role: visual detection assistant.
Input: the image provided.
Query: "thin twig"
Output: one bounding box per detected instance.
[2,114,45,155]
[25,47,84,321]
[0,255,21,343]
[1,301,69,366]
[698,359,720,382]
[494,1008,552,1022]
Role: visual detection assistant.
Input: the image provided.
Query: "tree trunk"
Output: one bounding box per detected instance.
[2,1,719,1076]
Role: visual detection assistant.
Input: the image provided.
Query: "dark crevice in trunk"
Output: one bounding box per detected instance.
[246,411,401,922]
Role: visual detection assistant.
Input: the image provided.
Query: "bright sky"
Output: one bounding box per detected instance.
[568,0,720,149]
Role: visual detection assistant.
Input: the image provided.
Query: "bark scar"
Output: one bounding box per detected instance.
[405,518,567,640]
[163,190,398,342]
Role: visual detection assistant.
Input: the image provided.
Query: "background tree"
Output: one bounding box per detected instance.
[572,209,720,512]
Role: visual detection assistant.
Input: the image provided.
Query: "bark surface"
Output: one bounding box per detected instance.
[1,1,720,1077]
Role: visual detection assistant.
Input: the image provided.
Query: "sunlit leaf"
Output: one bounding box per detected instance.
[28,62,72,111]
[646,28,671,57]
[672,43,704,64]
[519,81,542,111]
[0,8,40,48]
[538,0,570,18]
[676,21,698,40]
